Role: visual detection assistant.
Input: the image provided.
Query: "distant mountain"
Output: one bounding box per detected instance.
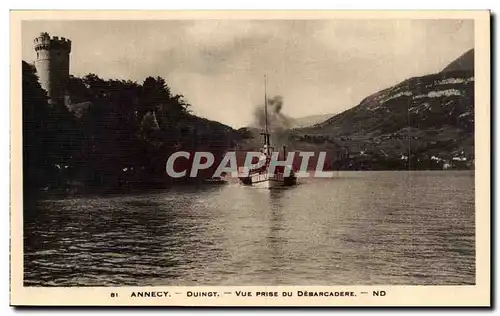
[237,113,335,150]
[303,70,474,138]
[289,113,335,128]
[442,49,474,73]
[284,50,475,170]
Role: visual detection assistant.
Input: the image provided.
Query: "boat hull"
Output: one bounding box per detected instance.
[252,178,286,189]
[239,172,296,189]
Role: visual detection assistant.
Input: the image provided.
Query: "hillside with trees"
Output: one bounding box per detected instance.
[22,61,246,195]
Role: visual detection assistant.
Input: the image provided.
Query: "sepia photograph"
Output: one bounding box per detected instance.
[10,10,490,306]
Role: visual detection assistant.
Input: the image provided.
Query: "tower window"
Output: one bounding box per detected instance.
[37,52,39,58]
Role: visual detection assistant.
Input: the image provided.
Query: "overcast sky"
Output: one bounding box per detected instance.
[22,19,474,128]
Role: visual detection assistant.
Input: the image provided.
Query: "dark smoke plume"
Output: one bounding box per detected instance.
[253,95,291,148]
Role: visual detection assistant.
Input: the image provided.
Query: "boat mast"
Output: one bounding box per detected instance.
[264,75,269,135]
[264,75,270,154]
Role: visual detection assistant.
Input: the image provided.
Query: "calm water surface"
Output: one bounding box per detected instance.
[24,171,475,286]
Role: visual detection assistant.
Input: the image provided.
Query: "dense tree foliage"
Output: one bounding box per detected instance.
[23,62,81,192]
[23,61,241,194]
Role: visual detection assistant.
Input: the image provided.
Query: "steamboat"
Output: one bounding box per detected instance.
[238,76,297,189]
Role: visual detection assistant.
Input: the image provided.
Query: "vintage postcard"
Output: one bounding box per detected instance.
[10,10,490,306]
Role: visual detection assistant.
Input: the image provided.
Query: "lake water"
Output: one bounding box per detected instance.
[24,171,475,286]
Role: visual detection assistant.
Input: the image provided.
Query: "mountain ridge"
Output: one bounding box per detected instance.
[289,113,336,128]
[270,50,475,170]
[442,49,474,73]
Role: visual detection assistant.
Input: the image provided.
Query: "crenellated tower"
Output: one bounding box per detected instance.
[33,32,72,105]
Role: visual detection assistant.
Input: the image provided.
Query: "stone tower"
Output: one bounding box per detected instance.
[33,32,72,105]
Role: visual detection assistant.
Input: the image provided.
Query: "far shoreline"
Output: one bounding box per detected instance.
[23,169,475,202]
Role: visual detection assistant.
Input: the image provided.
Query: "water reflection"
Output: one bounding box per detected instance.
[24,171,475,286]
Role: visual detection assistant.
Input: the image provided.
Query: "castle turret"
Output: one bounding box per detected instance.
[34,32,72,105]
